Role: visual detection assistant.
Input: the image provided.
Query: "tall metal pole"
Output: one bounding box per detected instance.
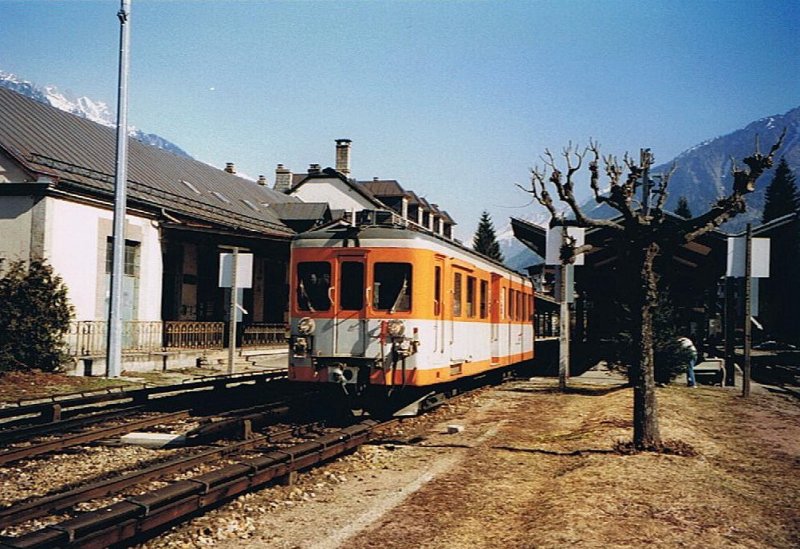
[227,247,239,374]
[558,225,570,391]
[742,224,753,397]
[106,0,132,378]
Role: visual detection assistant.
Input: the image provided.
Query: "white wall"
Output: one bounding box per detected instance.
[291,177,374,212]
[44,198,162,322]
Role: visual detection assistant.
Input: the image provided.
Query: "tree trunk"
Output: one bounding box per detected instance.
[632,242,662,449]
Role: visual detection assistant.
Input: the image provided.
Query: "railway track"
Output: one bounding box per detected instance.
[0,410,192,466]
[0,370,287,431]
[0,370,510,548]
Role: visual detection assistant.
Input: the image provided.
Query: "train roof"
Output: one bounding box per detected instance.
[293,218,530,281]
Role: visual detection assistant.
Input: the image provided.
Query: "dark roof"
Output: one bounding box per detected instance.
[359,179,408,198]
[406,190,423,206]
[438,209,456,225]
[0,86,297,238]
[269,202,329,221]
[511,213,727,278]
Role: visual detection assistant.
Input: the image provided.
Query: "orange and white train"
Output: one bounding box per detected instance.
[287,211,534,406]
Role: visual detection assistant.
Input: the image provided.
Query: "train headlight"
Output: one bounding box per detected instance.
[297,317,316,335]
[386,319,405,337]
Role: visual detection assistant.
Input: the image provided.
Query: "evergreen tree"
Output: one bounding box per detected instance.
[674,196,692,219]
[762,157,799,223]
[472,211,504,262]
[0,259,74,372]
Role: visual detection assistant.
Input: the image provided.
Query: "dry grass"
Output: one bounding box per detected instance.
[0,370,137,404]
[349,381,800,549]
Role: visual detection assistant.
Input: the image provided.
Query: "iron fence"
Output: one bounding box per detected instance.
[65,320,227,356]
[241,323,287,347]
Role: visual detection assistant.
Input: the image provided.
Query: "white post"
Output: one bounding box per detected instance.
[559,226,571,391]
[228,247,239,374]
[106,0,132,378]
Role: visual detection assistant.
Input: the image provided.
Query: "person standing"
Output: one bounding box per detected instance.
[678,336,698,388]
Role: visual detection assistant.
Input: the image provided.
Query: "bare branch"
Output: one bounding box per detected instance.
[653,163,678,212]
[684,129,786,242]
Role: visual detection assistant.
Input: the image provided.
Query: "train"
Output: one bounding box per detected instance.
[286,210,535,412]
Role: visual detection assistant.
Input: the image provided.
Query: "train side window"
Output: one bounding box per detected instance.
[453,272,462,317]
[509,289,516,320]
[296,262,331,311]
[480,280,488,319]
[373,263,412,312]
[339,261,364,311]
[434,266,442,316]
[466,276,476,317]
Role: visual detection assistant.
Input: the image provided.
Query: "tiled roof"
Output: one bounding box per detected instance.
[0,86,297,238]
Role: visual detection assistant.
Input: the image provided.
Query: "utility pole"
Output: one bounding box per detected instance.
[106,0,132,378]
[558,224,571,391]
[227,247,239,375]
[743,224,752,397]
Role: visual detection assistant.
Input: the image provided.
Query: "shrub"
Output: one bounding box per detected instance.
[0,259,74,372]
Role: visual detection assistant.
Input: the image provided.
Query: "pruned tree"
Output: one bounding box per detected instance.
[521,132,785,450]
[473,210,504,262]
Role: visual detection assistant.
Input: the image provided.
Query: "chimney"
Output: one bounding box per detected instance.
[225,162,236,174]
[335,138,352,175]
[308,163,322,175]
[273,164,293,193]
[257,174,267,186]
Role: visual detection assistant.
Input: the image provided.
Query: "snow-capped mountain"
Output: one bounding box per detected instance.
[498,106,800,270]
[582,106,800,231]
[0,70,191,158]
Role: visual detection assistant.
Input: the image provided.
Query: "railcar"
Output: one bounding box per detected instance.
[287,211,534,410]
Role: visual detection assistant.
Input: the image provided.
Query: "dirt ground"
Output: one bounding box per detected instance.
[137,371,799,549]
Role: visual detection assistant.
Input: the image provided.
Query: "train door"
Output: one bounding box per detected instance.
[490,273,502,363]
[433,256,446,356]
[334,255,367,356]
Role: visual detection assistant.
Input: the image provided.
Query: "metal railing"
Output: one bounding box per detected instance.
[241,323,287,348]
[66,321,165,357]
[164,321,224,350]
[65,320,288,356]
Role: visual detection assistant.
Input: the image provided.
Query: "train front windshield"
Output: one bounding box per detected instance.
[296,260,412,314]
[296,262,331,312]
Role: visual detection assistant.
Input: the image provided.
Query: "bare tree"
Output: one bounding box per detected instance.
[522,132,785,450]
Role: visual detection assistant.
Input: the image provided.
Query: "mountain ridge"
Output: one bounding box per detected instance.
[0,70,192,159]
[498,106,800,271]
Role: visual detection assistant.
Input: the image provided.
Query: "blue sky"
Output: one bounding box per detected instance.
[2,0,799,240]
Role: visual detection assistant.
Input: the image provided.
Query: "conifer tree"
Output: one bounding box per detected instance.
[762,157,799,222]
[0,259,74,372]
[675,196,692,219]
[472,211,504,262]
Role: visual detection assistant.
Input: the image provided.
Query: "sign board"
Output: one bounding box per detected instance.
[219,252,254,288]
[726,237,770,278]
[545,227,585,266]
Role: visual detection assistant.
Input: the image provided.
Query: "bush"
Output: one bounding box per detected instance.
[0,259,74,372]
